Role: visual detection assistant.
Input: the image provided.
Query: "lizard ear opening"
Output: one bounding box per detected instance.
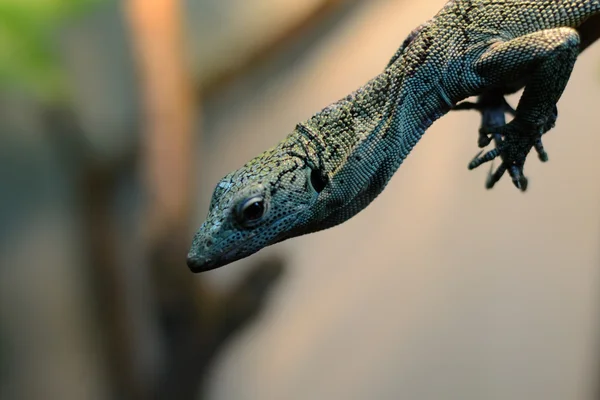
[309,167,328,193]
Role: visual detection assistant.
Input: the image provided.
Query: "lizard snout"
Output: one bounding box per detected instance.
[186,252,216,273]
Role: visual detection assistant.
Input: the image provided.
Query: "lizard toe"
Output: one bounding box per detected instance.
[534,137,549,162]
[485,161,507,189]
[508,164,528,192]
[470,118,551,191]
[468,147,501,170]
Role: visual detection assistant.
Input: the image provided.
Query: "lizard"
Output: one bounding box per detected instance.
[187,0,600,272]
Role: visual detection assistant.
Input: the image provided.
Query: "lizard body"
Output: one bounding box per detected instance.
[188,0,600,272]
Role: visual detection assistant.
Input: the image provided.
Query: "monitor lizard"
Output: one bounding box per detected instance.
[188,0,600,272]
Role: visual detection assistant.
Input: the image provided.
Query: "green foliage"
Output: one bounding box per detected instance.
[0,0,103,100]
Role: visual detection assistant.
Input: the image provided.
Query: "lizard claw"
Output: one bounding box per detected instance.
[534,137,549,162]
[477,127,492,147]
[508,165,528,192]
[470,119,552,191]
[485,161,506,189]
[483,159,527,191]
[483,160,528,191]
[458,92,556,191]
[468,148,500,170]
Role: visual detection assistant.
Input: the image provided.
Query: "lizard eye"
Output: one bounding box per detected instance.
[235,196,267,227]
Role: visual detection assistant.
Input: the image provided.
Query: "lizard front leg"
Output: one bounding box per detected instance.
[468,28,580,191]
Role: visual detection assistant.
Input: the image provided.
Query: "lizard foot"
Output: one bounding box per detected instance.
[467,119,552,191]
[453,94,515,148]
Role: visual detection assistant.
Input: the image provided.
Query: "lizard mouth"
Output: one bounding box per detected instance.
[186,250,248,272]
[187,205,310,273]
[186,254,219,272]
[187,232,258,272]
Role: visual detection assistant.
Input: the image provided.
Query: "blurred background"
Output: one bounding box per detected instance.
[1,0,600,399]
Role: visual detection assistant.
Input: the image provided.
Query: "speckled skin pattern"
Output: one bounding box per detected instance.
[188,0,600,272]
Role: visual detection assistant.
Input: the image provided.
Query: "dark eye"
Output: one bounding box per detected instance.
[236,196,267,226]
[243,201,264,220]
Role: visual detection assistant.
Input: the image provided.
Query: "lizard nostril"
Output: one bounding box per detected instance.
[205,238,213,248]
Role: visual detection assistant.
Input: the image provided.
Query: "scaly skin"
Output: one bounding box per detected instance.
[188,0,600,272]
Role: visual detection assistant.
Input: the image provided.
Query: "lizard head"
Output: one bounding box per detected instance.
[187,145,324,272]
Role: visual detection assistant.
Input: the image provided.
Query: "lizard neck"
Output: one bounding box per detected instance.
[293,67,453,177]
[292,71,397,176]
[286,65,453,232]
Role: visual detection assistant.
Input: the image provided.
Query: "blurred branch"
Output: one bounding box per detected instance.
[3,0,362,397]
[199,0,356,97]
[20,0,299,398]
[45,106,153,400]
[80,159,149,400]
[124,0,196,241]
[124,1,286,399]
[124,1,204,398]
